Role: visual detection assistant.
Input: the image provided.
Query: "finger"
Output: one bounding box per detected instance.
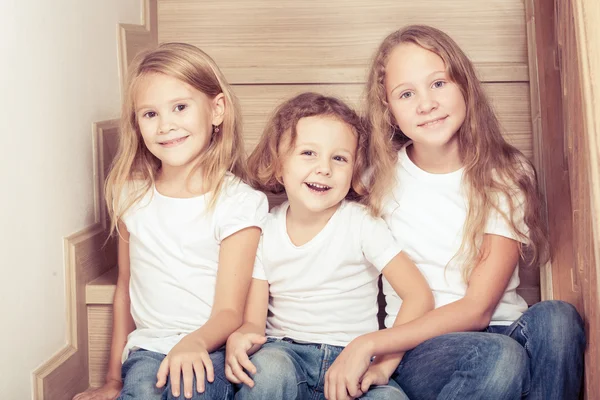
[249,334,268,346]
[229,356,255,387]
[225,363,241,384]
[337,378,350,400]
[237,351,257,375]
[170,359,182,397]
[182,362,194,399]
[156,358,169,388]
[193,360,206,393]
[360,373,375,393]
[201,352,214,383]
[346,375,361,398]
[324,370,333,400]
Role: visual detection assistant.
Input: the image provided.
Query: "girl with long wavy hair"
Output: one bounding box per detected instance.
[74,43,267,400]
[325,25,585,400]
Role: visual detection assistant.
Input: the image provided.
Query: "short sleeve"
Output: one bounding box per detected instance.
[216,188,269,241]
[251,236,267,281]
[360,212,404,271]
[485,188,529,244]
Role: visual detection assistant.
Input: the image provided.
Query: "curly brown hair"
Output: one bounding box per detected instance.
[248,92,372,210]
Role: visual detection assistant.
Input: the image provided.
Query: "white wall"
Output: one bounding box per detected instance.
[0,1,141,398]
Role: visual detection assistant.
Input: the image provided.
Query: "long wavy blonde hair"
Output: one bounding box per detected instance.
[248,92,370,209]
[365,25,549,280]
[105,42,245,235]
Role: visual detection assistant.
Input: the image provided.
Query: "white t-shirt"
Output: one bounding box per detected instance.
[382,144,529,328]
[121,174,268,361]
[253,200,403,347]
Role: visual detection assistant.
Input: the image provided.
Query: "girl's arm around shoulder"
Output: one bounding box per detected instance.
[225,277,270,387]
[73,220,136,400]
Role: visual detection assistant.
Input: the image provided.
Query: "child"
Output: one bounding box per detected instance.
[224,92,434,400]
[73,43,268,400]
[324,25,585,400]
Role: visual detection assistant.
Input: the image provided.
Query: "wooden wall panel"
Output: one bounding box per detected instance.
[159,0,528,84]
[559,1,600,397]
[234,83,533,157]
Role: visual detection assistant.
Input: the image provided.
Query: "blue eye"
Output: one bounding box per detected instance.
[143,111,157,118]
[174,104,187,112]
[400,91,413,99]
[433,81,446,89]
[301,150,315,156]
[333,155,348,162]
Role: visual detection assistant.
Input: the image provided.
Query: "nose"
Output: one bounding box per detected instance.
[158,115,176,134]
[315,158,331,176]
[417,92,439,114]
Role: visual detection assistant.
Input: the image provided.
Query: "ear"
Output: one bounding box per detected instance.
[211,93,226,126]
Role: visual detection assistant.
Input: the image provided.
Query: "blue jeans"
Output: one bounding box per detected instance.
[235,337,407,400]
[117,348,233,400]
[388,300,585,399]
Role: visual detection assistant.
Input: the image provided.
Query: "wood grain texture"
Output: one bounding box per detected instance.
[233,82,534,158]
[158,0,528,84]
[88,306,114,389]
[568,0,600,397]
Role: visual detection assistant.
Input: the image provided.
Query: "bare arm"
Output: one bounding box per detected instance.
[324,251,433,399]
[365,251,435,374]
[366,234,520,356]
[234,278,269,338]
[224,278,270,387]
[106,221,136,383]
[186,226,262,350]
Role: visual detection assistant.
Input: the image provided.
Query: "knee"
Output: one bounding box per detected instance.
[473,335,529,392]
[236,347,299,398]
[528,300,586,348]
[253,347,298,384]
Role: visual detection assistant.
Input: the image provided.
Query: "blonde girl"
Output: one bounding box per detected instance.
[225,92,433,400]
[325,25,585,400]
[73,43,267,400]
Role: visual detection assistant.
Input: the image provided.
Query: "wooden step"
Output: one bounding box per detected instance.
[87,267,117,305]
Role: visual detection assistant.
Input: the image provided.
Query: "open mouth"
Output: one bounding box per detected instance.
[419,116,447,127]
[159,136,189,147]
[305,182,331,192]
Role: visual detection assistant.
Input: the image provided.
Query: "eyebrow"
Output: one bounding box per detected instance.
[296,142,355,155]
[135,97,194,113]
[390,70,447,94]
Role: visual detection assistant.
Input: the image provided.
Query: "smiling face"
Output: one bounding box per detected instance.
[385,43,466,149]
[134,73,224,177]
[280,115,357,218]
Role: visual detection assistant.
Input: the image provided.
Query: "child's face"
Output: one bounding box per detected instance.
[280,116,357,217]
[134,73,224,175]
[384,43,466,149]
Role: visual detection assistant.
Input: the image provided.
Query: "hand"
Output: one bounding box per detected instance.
[156,335,214,399]
[225,332,267,387]
[72,379,122,400]
[324,336,374,400]
[359,358,395,393]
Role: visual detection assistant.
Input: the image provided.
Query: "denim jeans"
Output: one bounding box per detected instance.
[387,300,585,400]
[117,348,233,400]
[235,337,408,400]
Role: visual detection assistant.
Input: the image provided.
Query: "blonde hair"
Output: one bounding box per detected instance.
[105,42,245,235]
[365,25,549,280]
[248,92,370,209]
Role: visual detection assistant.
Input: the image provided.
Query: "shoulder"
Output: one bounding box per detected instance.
[217,174,268,206]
